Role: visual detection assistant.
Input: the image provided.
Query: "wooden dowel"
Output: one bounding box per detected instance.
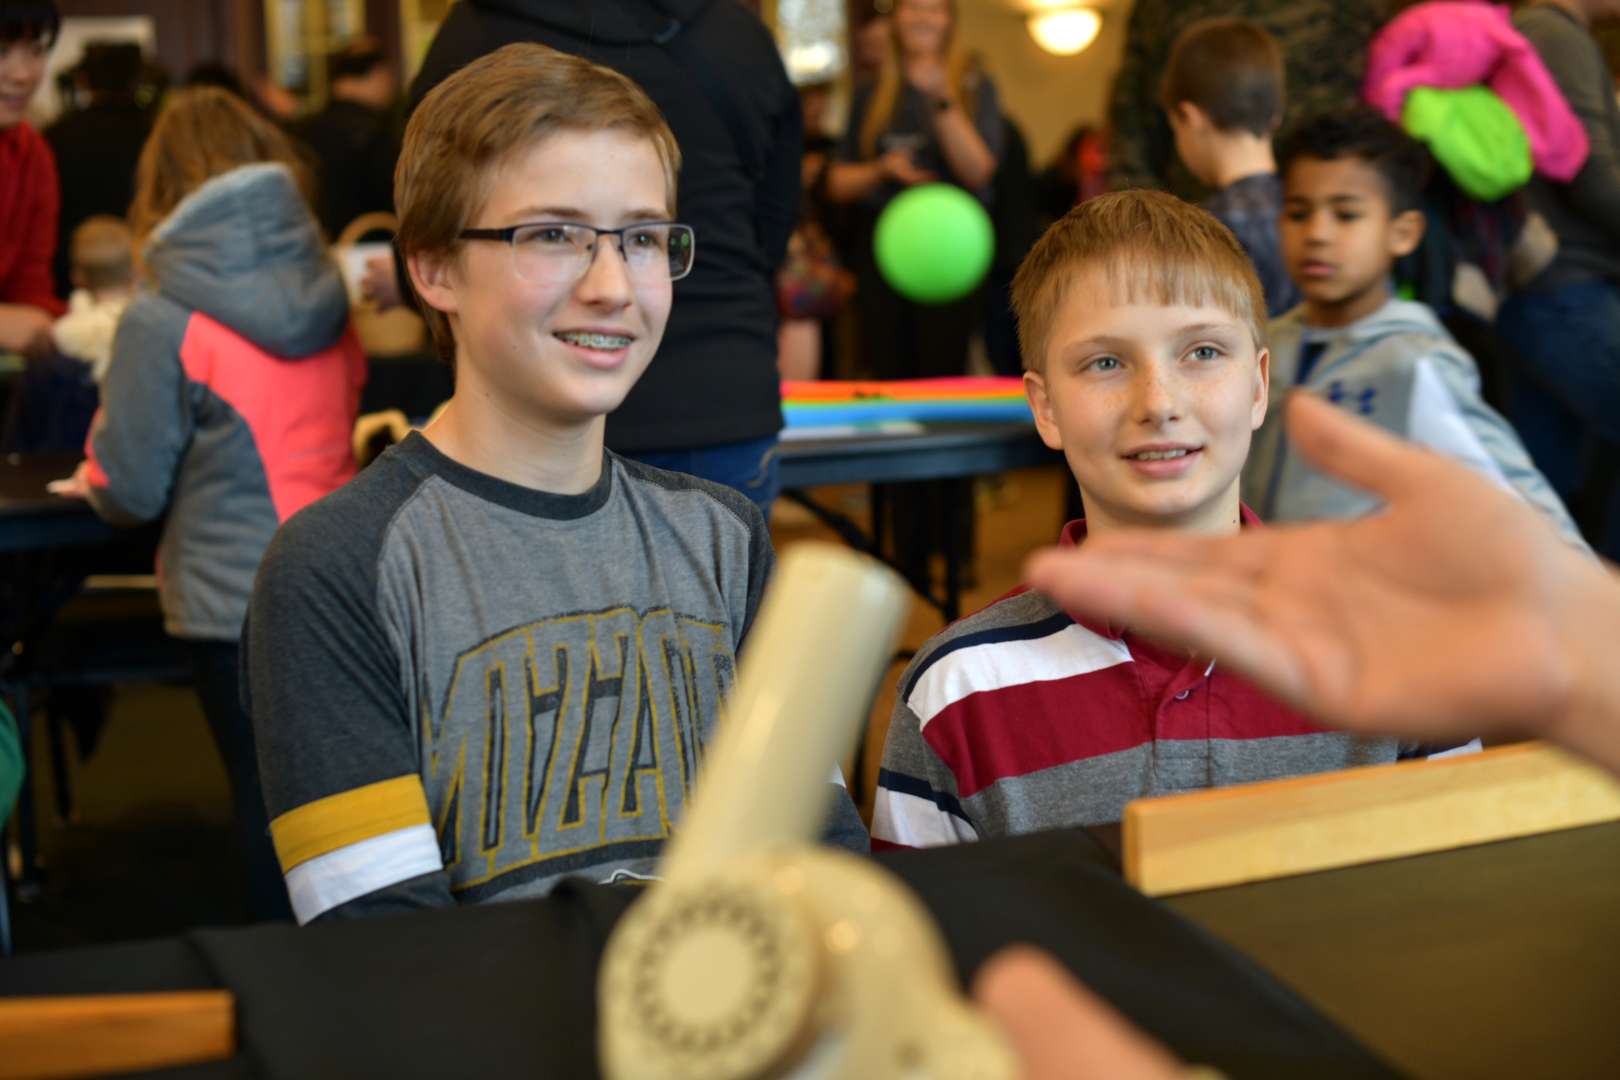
[1124,741,1620,896]
[0,990,234,1080]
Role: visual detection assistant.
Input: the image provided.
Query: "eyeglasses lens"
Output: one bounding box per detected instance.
[511,224,693,284]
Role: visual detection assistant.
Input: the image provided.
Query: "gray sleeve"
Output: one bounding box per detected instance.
[817,783,871,854]
[1524,15,1620,243]
[1407,354,1588,550]
[244,480,455,923]
[737,496,776,647]
[83,297,193,526]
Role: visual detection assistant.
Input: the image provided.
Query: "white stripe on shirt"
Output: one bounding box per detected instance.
[284,823,443,925]
[909,622,1133,731]
[871,787,979,848]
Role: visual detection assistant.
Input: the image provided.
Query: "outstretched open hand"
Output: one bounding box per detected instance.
[1025,392,1620,767]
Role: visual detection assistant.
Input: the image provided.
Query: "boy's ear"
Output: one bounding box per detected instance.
[1388,207,1426,259]
[1024,369,1064,452]
[1252,346,1271,431]
[407,248,460,317]
[1167,101,1203,133]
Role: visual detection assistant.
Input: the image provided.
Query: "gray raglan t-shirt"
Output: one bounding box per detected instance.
[245,433,866,924]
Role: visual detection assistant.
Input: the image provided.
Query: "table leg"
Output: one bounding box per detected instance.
[8,683,40,902]
[941,478,963,625]
[871,484,888,562]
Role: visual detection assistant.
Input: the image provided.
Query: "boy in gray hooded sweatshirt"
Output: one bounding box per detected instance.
[1243,107,1583,548]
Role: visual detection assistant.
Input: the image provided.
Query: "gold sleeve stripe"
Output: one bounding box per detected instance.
[270,775,432,873]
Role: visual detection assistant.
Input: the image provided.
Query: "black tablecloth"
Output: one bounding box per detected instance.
[0,830,1399,1080]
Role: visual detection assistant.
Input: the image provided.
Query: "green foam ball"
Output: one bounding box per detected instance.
[873,183,995,305]
[1401,85,1531,202]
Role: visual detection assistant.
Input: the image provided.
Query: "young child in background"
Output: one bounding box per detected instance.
[58,87,368,922]
[52,215,137,380]
[871,190,1469,849]
[1160,17,1300,318]
[246,43,865,926]
[1244,107,1582,547]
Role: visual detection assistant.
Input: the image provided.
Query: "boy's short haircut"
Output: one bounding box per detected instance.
[70,215,135,291]
[1159,17,1284,138]
[396,42,682,364]
[1011,189,1268,374]
[1276,106,1429,214]
[0,0,57,46]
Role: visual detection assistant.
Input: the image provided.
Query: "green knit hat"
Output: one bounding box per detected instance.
[1401,85,1531,202]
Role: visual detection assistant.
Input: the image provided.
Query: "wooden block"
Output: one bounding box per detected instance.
[1124,741,1620,897]
[0,990,234,1080]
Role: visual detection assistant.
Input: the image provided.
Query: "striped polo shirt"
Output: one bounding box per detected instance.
[873,513,1418,850]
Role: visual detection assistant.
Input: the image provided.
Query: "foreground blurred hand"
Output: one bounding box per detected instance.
[975,948,1191,1080]
[1025,392,1620,777]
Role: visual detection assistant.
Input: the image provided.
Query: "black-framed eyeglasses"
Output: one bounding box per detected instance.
[458,221,695,285]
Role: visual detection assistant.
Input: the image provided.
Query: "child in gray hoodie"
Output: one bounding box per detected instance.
[1243,107,1583,548]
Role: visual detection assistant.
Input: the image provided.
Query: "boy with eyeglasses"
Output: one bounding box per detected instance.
[245,44,866,925]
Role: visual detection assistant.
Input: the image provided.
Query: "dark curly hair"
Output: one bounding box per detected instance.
[1277,106,1429,214]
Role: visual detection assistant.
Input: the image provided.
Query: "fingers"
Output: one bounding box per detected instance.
[973,947,1186,1080]
[1025,546,1313,708]
[1284,392,1432,502]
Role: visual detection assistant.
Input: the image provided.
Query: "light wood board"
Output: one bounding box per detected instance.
[1124,741,1620,896]
[0,990,234,1080]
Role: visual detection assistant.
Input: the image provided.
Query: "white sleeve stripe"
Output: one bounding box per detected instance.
[1408,359,1510,489]
[284,823,443,925]
[871,787,978,848]
[909,623,1132,731]
[1428,738,1484,760]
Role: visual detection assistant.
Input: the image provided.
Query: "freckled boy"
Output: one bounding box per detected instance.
[872,190,1435,849]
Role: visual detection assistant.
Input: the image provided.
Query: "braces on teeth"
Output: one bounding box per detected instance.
[559,332,632,349]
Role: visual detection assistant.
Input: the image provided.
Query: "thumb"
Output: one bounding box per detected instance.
[1285,391,1430,502]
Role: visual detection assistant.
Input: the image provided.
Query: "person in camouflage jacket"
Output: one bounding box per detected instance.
[1108,0,1393,197]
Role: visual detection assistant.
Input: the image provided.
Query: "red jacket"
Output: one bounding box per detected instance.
[0,122,65,317]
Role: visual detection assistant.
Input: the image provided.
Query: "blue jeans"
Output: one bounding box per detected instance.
[622,433,781,517]
[1497,280,1620,559]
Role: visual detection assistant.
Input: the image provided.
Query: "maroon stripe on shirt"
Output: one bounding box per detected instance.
[920,669,1150,799]
[919,652,1333,799]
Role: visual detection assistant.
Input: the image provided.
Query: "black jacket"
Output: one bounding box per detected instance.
[411,0,799,452]
[44,102,149,297]
[293,99,399,239]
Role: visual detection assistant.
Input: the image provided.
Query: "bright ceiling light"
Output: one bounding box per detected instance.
[1028,8,1101,56]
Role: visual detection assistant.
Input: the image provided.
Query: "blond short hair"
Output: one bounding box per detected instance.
[1011,190,1268,374]
[396,42,682,364]
[70,215,135,292]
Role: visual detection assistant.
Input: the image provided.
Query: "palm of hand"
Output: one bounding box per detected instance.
[1027,393,1593,743]
[1223,465,1577,738]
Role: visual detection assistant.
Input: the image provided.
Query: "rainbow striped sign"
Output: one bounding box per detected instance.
[782,377,1032,427]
